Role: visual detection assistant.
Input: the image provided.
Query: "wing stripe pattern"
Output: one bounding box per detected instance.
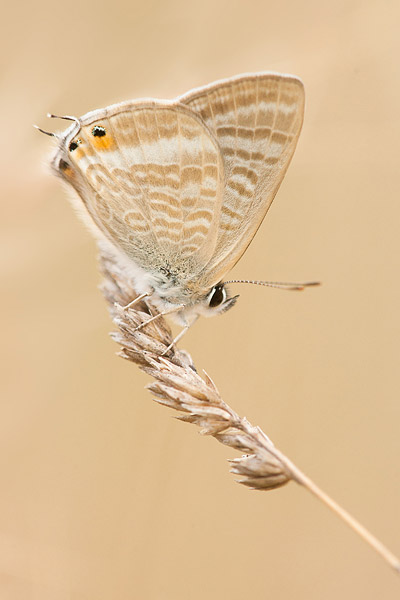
[180,73,304,286]
[54,72,304,300]
[66,106,224,272]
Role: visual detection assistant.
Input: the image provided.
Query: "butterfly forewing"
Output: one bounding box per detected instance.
[179,73,305,288]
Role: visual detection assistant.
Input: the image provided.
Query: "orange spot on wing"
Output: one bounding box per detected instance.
[83,125,116,152]
[74,146,86,160]
[62,165,74,178]
[91,133,116,151]
[59,160,77,183]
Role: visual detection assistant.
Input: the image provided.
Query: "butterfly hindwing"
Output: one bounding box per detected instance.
[57,104,225,275]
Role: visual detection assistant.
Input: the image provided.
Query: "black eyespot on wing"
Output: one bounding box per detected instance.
[209,284,225,307]
[92,125,106,137]
[59,159,69,171]
[69,141,79,151]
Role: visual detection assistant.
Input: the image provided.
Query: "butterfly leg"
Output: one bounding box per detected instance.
[134,304,185,332]
[122,292,151,311]
[162,316,199,355]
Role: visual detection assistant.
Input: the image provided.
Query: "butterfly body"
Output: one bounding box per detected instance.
[50,72,305,327]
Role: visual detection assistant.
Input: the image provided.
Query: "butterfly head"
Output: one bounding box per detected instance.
[200,283,239,317]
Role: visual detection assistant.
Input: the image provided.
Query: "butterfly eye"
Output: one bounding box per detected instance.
[92,125,106,137]
[208,284,226,308]
[69,139,82,152]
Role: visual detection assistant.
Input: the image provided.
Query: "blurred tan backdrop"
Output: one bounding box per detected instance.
[2,0,400,598]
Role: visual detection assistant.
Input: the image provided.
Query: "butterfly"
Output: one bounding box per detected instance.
[40,72,313,349]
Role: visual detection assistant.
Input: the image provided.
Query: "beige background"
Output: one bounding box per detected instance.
[2,0,400,598]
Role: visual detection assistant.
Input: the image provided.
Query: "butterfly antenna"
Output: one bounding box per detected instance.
[224,279,320,291]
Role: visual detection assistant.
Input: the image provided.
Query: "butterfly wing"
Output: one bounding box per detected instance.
[52,73,304,300]
[53,103,224,275]
[179,72,305,288]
